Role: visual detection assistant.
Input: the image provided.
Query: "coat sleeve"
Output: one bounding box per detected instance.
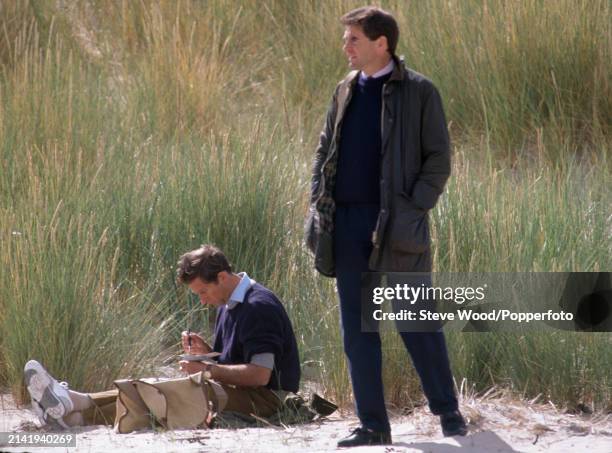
[310,88,338,203]
[410,84,451,210]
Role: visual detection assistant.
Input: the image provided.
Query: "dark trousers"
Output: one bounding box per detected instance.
[334,203,458,432]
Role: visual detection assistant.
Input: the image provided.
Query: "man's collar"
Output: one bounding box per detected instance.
[358,59,394,85]
[387,54,405,82]
[227,272,255,310]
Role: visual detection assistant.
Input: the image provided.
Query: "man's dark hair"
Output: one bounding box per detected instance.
[176,244,232,284]
[340,6,399,56]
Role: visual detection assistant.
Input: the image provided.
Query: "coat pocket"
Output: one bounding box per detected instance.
[389,195,430,254]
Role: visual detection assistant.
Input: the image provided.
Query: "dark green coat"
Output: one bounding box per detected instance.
[306,56,451,277]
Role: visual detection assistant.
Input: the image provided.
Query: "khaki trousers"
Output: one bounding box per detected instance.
[82,383,283,426]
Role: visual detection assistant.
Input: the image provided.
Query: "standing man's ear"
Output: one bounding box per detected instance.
[377,36,389,53]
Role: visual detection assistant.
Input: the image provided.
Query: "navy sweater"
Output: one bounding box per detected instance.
[212,283,300,392]
[334,72,392,204]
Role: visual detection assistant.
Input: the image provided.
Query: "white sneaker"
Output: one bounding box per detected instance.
[24,360,74,428]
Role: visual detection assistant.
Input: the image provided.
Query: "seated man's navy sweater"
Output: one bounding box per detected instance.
[334,72,392,204]
[212,283,300,393]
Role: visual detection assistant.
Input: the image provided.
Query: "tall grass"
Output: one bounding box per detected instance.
[395,0,611,156]
[1,0,610,412]
[0,205,171,402]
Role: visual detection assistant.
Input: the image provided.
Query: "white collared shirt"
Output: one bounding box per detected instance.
[358,59,395,86]
[227,272,256,310]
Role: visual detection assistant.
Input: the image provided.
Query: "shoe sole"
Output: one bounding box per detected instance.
[31,399,46,424]
[24,360,73,423]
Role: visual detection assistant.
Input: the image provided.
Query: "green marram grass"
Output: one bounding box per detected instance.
[0,0,610,411]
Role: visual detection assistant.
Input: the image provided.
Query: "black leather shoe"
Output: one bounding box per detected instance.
[440,410,468,436]
[337,427,392,448]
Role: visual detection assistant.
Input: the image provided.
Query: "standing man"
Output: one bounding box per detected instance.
[306,6,467,447]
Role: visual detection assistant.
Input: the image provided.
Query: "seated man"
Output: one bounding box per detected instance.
[25,244,301,429]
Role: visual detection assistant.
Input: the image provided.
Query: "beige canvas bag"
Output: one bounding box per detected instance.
[113,372,228,434]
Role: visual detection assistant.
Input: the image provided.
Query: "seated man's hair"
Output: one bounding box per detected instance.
[176,244,232,283]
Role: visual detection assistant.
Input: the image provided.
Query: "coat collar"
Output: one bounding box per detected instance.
[387,54,405,82]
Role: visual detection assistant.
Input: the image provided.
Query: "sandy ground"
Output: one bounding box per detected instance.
[1,390,610,453]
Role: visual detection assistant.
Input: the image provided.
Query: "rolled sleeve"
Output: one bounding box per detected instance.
[250,353,275,370]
